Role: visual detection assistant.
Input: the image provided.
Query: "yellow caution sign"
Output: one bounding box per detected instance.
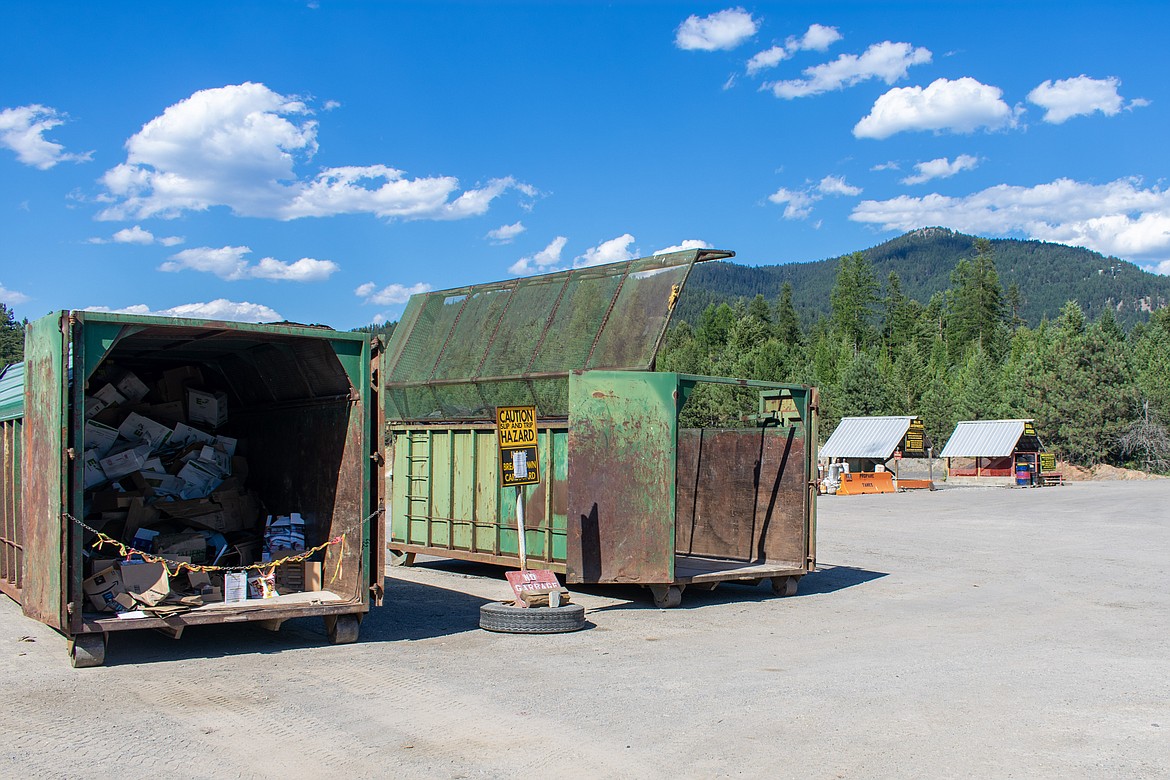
[497,405,540,487]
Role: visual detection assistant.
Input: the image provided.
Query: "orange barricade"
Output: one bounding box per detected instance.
[836,471,897,495]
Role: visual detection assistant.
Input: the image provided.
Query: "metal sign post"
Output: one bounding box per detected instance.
[497,406,558,605]
[515,486,527,571]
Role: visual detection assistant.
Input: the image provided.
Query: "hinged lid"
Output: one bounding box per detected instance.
[383,248,732,421]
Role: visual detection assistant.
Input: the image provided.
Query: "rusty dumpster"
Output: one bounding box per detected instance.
[384,249,818,607]
[0,311,383,666]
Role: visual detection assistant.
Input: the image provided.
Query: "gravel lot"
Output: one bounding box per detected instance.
[2,481,1167,779]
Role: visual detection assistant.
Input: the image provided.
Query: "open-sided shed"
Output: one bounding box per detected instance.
[940,419,1050,486]
[819,415,931,492]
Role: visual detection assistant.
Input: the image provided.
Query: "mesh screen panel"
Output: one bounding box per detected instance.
[384,249,726,420]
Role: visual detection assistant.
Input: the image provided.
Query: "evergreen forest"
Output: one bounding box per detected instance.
[658,239,1170,473]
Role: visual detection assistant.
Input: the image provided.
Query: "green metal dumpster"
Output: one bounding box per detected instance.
[384,249,818,606]
[0,311,384,666]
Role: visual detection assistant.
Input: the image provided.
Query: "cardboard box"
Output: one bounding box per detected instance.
[130,401,186,426]
[157,489,255,534]
[120,561,170,607]
[153,532,207,563]
[124,495,160,541]
[137,471,186,498]
[117,412,172,448]
[82,450,108,489]
[274,559,322,593]
[187,388,228,428]
[158,366,204,403]
[177,460,224,499]
[198,445,232,477]
[83,566,127,612]
[114,371,151,403]
[99,444,153,480]
[215,435,238,457]
[199,585,224,603]
[84,420,120,456]
[171,422,216,449]
[89,489,138,513]
[93,383,127,409]
[84,395,109,420]
[131,527,159,553]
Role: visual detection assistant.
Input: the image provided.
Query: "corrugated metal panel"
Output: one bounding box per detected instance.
[940,420,1030,457]
[0,362,24,423]
[820,416,914,459]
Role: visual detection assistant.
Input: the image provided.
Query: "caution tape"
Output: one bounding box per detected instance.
[66,509,382,579]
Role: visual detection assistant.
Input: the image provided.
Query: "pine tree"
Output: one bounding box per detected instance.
[947,239,1007,360]
[0,304,23,367]
[774,282,803,346]
[829,251,879,350]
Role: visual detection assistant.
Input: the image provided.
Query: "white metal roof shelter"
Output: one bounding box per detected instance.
[940,419,1041,458]
[820,416,920,460]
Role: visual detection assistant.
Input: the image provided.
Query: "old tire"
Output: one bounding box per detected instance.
[771,576,800,597]
[326,613,362,644]
[388,549,416,567]
[69,633,106,668]
[479,602,586,634]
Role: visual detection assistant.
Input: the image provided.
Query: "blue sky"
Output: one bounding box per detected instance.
[2,1,1167,329]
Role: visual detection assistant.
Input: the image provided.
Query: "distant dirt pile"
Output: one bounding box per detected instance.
[1057,461,1167,481]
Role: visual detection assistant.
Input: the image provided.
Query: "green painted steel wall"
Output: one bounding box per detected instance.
[566,370,679,583]
[13,311,377,633]
[389,425,569,568]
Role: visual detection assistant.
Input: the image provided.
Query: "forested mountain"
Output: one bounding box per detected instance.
[658,239,1170,472]
[678,228,1170,330]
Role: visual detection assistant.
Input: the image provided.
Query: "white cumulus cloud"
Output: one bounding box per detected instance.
[354,281,432,306]
[854,77,1017,139]
[902,154,980,185]
[510,236,569,275]
[797,23,843,52]
[1026,75,1142,124]
[0,104,92,169]
[574,234,637,268]
[85,299,283,323]
[89,225,186,246]
[818,175,862,196]
[653,239,714,255]
[159,245,338,282]
[766,41,931,98]
[1,283,30,306]
[97,83,524,222]
[747,46,791,75]
[487,221,526,244]
[769,176,861,220]
[769,188,818,220]
[675,8,759,51]
[850,176,1170,266]
[746,25,842,76]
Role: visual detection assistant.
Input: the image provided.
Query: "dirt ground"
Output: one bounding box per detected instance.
[1,481,1168,779]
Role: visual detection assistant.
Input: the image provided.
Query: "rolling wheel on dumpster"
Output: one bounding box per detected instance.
[479,602,586,634]
[387,548,416,567]
[325,614,362,644]
[771,576,800,597]
[68,633,106,668]
[650,585,684,609]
